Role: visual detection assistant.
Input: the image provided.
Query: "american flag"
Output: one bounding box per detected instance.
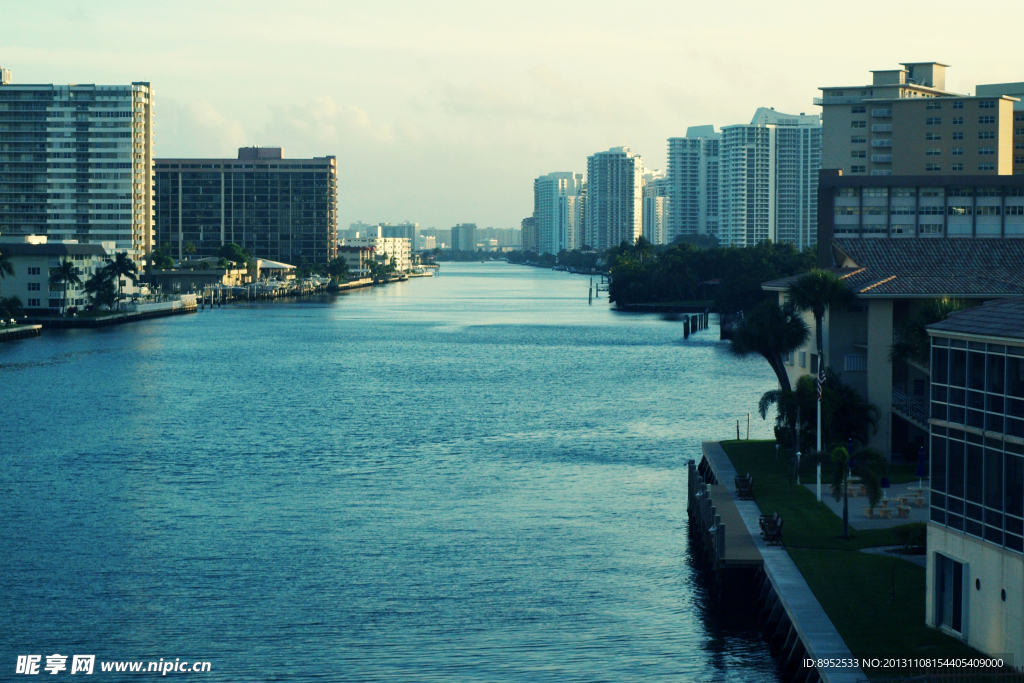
[817,361,825,402]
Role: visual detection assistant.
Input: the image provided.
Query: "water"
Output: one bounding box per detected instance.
[1,263,781,682]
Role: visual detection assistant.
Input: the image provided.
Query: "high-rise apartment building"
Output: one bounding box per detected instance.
[521,216,537,252]
[584,147,643,250]
[666,110,820,248]
[450,223,477,251]
[0,69,155,258]
[642,169,669,245]
[381,221,418,247]
[818,63,1017,177]
[155,147,337,264]
[666,126,721,243]
[533,172,584,254]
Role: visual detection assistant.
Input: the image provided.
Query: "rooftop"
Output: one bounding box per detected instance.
[763,238,1024,299]
[0,243,108,257]
[928,297,1024,342]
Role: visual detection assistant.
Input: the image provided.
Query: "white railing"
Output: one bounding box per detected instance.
[871,139,893,148]
[893,384,929,426]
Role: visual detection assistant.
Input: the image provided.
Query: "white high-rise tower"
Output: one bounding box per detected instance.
[533,172,584,255]
[584,147,643,250]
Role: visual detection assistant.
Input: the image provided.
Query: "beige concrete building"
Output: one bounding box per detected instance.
[0,235,111,312]
[818,63,1016,177]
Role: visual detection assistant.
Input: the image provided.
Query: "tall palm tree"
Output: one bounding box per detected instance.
[0,295,24,320]
[730,299,810,392]
[49,259,82,317]
[787,269,855,452]
[105,252,138,310]
[890,297,967,368]
[84,268,116,308]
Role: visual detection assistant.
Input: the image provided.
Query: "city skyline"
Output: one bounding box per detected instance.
[4,1,1024,232]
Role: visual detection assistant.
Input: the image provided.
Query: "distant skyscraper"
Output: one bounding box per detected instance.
[381,221,418,247]
[0,69,155,257]
[642,169,669,245]
[450,223,477,251]
[521,216,537,252]
[666,126,722,242]
[584,147,643,250]
[533,172,584,254]
[155,147,337,264]
[665,111,820,249]
[720,108,820,248]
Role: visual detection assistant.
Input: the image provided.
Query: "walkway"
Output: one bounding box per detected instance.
[701,441,866,683]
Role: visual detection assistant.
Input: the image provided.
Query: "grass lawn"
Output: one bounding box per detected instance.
[720,439,984,678]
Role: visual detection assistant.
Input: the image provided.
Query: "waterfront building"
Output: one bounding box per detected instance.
[665,110,820,249]
[765,236,1024,460]
[0,69,155,259]
[642,170,669,245]
[817,62,1017,177]
[155,147,337,265]
[422,235,436,250]
[667,127,721,243]
[533,172,584,254]
[720,108,821,248]
[339,236,412,273]
[521,217,537,253]
[925,298,1024,661]
[450,223,477,252]
[584,147,643,250]
[0,234,112,312]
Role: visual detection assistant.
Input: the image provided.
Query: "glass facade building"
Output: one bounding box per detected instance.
[155,149,337,264]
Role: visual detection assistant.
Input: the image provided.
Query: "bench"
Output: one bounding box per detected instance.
[760,512,783,546]
[897,506,911,519]
[735,473,754,500]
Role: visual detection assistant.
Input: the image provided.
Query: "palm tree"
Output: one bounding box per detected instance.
[890,297,967,368]
[184,241,197,257]
[0,295,24,321]
[787,269,855,452]
[84,268,116,308]
[105,252,138,310]
[831,445,887,539]
[730,299,810,392]
[49,259,82,317]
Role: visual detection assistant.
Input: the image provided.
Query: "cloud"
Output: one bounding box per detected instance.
[259,97,396,152]
[158,99,248,157]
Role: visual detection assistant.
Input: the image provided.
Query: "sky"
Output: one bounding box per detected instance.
[5,0,1024,230]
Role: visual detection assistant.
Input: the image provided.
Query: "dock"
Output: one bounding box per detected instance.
[695,441,866,683]
[0,324,42,343]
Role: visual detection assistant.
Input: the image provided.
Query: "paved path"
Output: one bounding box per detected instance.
[702,441,866,683]
[804,480,930,530]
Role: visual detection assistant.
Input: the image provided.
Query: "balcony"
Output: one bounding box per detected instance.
[871,124,893,132]
[813,96,867,106]
[871,154,893,163]
[872,109,893,117]
[871,139,893,148]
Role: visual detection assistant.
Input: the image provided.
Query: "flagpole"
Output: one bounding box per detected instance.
[816,356,823,501]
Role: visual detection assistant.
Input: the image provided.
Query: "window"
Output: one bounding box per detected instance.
[952,163,964,171]
[977,206,1002,216]
[935,554,964,634]
[979,131,996,140]
[27,266,40,275]
[799,351,807,368]
[919,224,942,234]
[926,163,942,172]
[953,116,964,125]
[927,102,943,110]
[851,135,867,144]
[919,206,945,215]
[921,188,944,197]
[953,101,965,110]
[851,150,866,158]
[979,147,995,155]
[835,207,859,215]
[980,115,996,124]
[926,133,942,141]
[980,163,996,171]
[837,187,858,197]
[926,117,942,125]
[948,206,972,216]
[785,350,795,365]
[952,148,964,156]
[844,355,867,371]
[863,188,888,197]
[1009,206,1024,215]
[979,100,997,109]
[927,148,942,156]
[952,132,964,140]
[27,298,40,307]
[851,165,866,173]
[851,120,866,128]
[27,282,40,291]
[851,105,866,113]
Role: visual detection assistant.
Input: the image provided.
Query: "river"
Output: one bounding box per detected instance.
[1,262,782,681]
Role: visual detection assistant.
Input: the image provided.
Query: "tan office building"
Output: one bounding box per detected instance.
[818,63,1016,177]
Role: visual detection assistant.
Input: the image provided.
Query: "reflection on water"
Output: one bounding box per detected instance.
[1,263,781,681]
